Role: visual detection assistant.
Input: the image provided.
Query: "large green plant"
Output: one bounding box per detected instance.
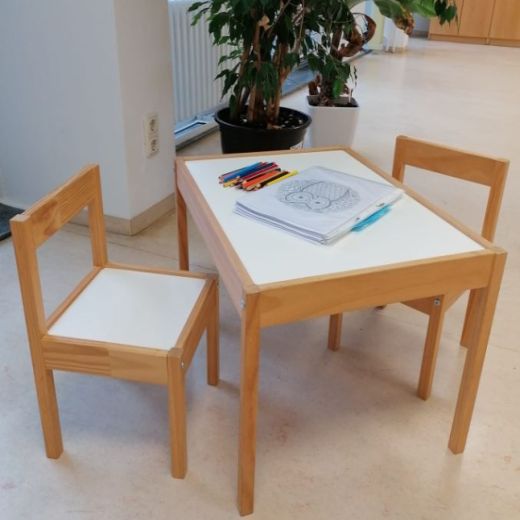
[190,0,320,127]
[189,1,457,126]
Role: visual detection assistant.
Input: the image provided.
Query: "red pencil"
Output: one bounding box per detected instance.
[242,169,287,190]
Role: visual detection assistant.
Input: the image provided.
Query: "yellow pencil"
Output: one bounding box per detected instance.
[266,169,298,186]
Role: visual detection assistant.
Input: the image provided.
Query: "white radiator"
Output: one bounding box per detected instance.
[169,0,232,125]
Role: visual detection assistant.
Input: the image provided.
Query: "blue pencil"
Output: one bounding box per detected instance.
[219,162,269,183]
[351,205,391,232]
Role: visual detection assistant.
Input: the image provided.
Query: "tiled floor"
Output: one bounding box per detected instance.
[1,39,519,519]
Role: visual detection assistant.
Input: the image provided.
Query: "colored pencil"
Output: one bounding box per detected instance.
[266,169,298,186]
[242,169,287,190]
[219,161,267,183]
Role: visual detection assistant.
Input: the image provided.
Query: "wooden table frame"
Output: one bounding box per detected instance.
[175,147,506,516]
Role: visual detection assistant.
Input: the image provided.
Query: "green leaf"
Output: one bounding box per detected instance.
[188,1,207,13]
[191,7,209,26]
[372,0,406,20]
[208,11,230,41]
[445,4,457,22]
[332,78,344,98]
[307,54,322,74]
[222,72,239,96]
[216,35,230,45]
[215,69,230,80]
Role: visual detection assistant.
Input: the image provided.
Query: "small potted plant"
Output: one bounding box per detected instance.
[306,0,457,147]
[189,0,321,153]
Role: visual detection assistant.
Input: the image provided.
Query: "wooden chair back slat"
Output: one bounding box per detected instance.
[392,136,509,241]
[17,165,106,251]
[10,165,108,330]
[10,218,47,336]
[10,164,107,259]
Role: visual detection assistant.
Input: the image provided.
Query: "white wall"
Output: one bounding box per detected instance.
[361,1,385,51]
[0,0,131,218]
[114,0,174,217]
[0,0,174,221]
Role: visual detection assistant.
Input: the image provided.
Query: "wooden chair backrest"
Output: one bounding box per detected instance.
[10,165,107,336]
[392,135,509,241]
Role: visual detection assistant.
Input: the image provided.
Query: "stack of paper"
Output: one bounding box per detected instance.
[234,166,403,244]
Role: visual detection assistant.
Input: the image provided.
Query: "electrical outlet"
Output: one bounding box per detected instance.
[145,113,158,136]
[149,136,159,155]
[144,113,159,157]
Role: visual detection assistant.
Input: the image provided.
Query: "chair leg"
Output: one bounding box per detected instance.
[34,368,63,459]
[417,297,446,401]
[167,355,187,478]
[327,314,342,351]
[460,290,477,348]
[207,281,219,386]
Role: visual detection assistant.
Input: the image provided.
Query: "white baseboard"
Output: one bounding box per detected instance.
[0,192,175,236]
[70,193,176,235]
[0,197,25,211]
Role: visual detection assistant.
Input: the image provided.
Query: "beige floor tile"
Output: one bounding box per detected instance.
[1,38,519,519]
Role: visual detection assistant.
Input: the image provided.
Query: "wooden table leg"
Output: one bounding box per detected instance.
[176,185,189,271]
[460,289,478,348]
[417,296,446,401]
[237,294,261,516]
[167,354,187,478]
[207,280,220,387]
[448,252,506,453]
[327,314,342,351]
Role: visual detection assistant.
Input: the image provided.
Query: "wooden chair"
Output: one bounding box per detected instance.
[10,164,219,478]
[328,136,508,400]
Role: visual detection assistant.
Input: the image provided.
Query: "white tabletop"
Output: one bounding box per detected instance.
[186,150,483,285]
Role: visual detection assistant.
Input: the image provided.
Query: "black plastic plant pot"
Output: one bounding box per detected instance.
[215,107,311,154]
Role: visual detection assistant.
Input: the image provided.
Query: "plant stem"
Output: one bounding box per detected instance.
[267,0,292,38]
[247,15,268,123]
[232,42,254,121]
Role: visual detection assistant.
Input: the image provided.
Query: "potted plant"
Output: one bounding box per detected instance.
[306,0,457,147]
[189,0,320,153]
[189,0,457,153]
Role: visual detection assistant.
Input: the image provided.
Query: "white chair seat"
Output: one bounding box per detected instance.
[49,268,206,350]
